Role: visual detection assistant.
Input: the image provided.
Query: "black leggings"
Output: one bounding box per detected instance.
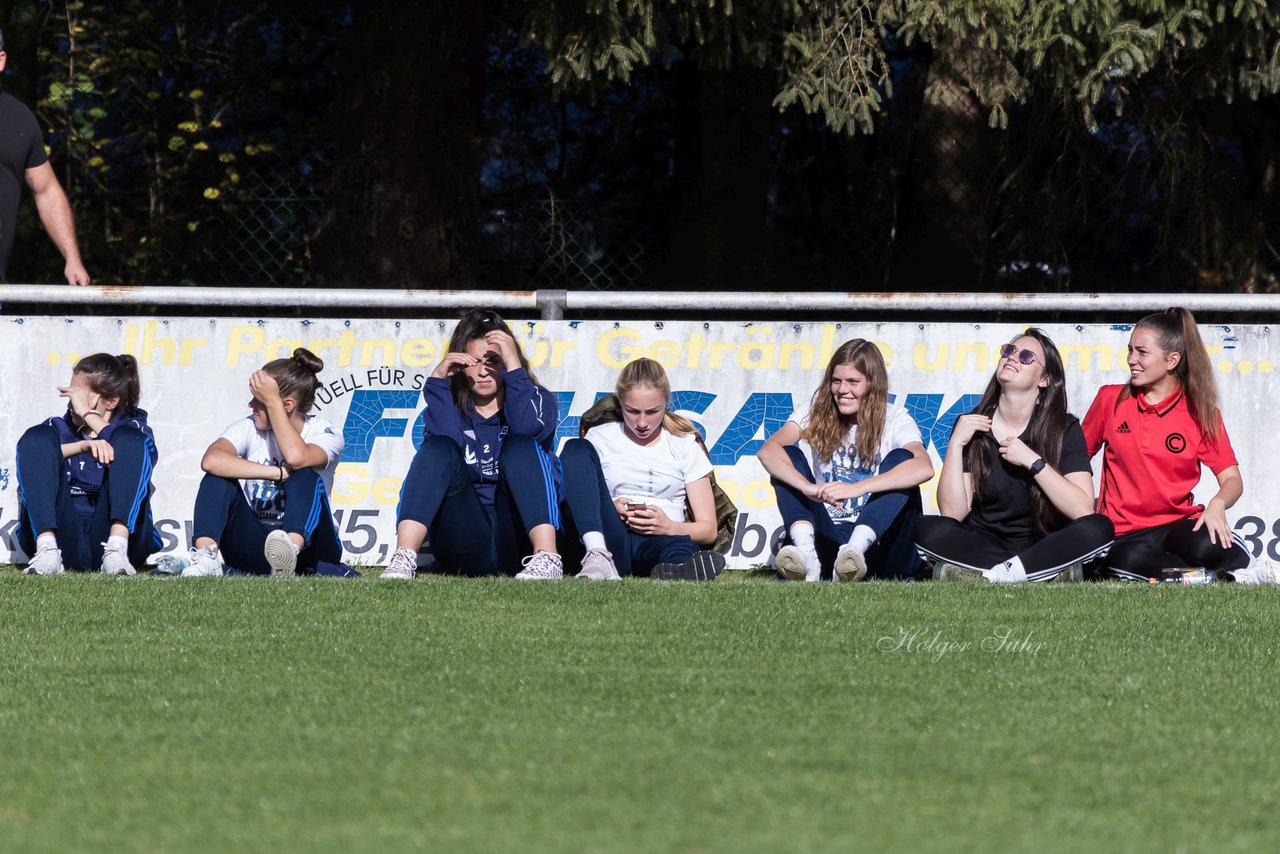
[1098,517,1250,581]
[915,513,1114,582]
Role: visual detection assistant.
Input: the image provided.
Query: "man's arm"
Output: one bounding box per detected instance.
[24,161,90,285]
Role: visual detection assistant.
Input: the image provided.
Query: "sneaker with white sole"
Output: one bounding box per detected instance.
[1229,558,1280,585]
[833,544,868,582]
[181,544,225,577]
[515,551,564,580]
[23,542,65,575]
[654,550,726,582]
[380,547,418,580]
[100,541,136,576]
[576,548,621,580]
[775,545,821,582]
[264,529,298,577]
[935,562,984,582]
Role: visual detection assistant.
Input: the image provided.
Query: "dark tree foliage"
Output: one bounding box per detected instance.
[13,0,1280,292]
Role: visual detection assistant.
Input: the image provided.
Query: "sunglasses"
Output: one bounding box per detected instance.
[1000,343,1042,366]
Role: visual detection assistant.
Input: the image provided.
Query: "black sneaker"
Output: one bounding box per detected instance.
[654,551,725,582]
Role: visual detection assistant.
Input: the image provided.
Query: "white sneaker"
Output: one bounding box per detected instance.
[100,540,136,576]
[776,545,822,582]
[181,545,225,577]
[833,544,868,582]
[1230,558,1280,585]
[380,547,418,580]
[515,551,564,580]
[576,548,621,580]
[23,542,65,575]
[264,529,298,577]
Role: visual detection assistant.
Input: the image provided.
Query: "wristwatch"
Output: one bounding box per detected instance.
[1029,458,1046,475]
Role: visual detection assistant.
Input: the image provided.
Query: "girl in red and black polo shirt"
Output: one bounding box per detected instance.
[1082,307,1273,583]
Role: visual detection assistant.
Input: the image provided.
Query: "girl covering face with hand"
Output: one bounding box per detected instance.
[183,347,344,577]
[16,353,159,575]
[380,309,565,580]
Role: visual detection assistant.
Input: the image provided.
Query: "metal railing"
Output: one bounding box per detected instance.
[3,284,1278,320]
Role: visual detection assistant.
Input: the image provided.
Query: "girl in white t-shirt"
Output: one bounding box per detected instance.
[561,358,724,580]
[758,338,933,582]
[182,348,345,577]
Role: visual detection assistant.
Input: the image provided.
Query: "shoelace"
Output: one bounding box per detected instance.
[521,553,560,576]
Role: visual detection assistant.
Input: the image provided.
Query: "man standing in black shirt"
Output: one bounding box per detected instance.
[0,26,89,285]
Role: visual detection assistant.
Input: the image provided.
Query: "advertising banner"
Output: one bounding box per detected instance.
[1,316,1275,567]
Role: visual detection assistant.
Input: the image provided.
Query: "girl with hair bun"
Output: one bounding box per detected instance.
[758,338,933,581]
[1083,307,1275,582]
[559,357,725,581]
[915,329,1114,582]
[16,353,160,575]
[380,309,565,580]
[183,347,345,577]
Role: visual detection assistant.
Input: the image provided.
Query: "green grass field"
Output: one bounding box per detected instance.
[2,571,1277,852]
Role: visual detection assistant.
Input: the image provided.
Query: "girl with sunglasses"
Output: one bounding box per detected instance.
[758,338,933,581]
[380,309,565,580]
[1081,308,1275,583]
[915,329,1114,582]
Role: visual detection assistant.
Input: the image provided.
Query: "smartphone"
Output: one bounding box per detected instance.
[625,502,646,512]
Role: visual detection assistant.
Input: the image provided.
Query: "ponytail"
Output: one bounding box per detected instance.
[73,353,141,413]
[616,358,698,438]
[1130,307,1221,437]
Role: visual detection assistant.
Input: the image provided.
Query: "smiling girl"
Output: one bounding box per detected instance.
[1082,308,1274,582]
[16,353,159,575]
[380,310,564,580]
[559,358,723,580]
[914,329,1114,583]
[757,339,933,582]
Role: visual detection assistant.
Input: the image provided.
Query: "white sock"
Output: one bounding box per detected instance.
[107,534,128,551]
[789,523,816,553]
[984,556,1028,584]
[37,533,58,552]
[847,524,876,555]
[582,531,607,552]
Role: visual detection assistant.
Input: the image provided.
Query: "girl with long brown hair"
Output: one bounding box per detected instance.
[915,329,1113,582]
[758,339,933,581]
[381,309,565,580]
[1083,308,1275,582]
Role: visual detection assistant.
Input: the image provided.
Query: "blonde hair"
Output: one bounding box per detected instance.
[802,339,889,465]
[616,358,698,437]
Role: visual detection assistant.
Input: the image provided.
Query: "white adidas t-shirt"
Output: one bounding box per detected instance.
[788,400,923,522]
[219,413,344,525]
[585,421,713,522]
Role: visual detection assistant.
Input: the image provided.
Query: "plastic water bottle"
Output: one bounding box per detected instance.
[1161,567,1213,585]
[152,554,189,575]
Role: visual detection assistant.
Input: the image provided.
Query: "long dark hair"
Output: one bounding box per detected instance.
[801,339,889,465]
[1120,307,1221,438]
[73,353,142,415]
[448,309,539,416]
[965,328,1069,534]
[262,348,324,414]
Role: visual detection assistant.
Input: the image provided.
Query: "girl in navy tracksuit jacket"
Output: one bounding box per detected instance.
[381,309,564,580]
[16,353,159,575]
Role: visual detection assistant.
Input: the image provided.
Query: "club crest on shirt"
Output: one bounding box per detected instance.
[1165,433,1187,453]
